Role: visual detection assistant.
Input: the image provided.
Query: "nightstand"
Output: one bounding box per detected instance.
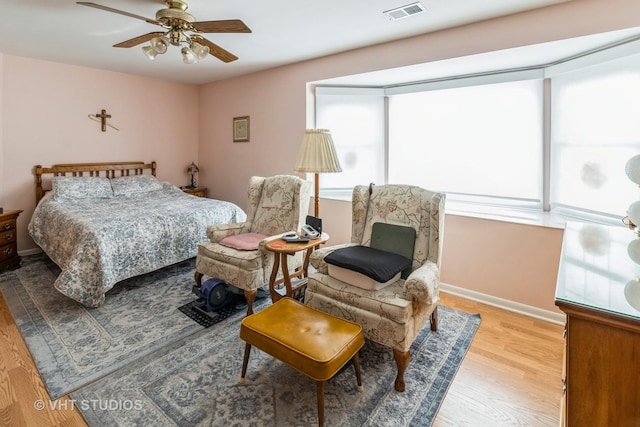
[0,210,22,271]
[181,187,208,198]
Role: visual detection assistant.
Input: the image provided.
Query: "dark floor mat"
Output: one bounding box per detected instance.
[177,299,248,328]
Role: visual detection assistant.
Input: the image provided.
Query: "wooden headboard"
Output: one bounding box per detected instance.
[34,161,157,205]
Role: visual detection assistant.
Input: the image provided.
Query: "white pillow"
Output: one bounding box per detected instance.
[52,177,113,200]
[111,175,163,196]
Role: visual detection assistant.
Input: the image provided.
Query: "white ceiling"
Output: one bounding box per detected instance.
[315,26,640,87]
[0,0,573,85]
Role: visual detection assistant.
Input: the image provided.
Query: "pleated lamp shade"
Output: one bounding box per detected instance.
[294,129,342,217]
[294,129,342,173]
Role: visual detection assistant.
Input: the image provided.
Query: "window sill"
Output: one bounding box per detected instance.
[319,192,626,231]
[445,206,567,230]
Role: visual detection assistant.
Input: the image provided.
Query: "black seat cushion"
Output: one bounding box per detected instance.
[324,245,412,283]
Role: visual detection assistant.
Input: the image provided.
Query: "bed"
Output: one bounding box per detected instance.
[28,161,247,307]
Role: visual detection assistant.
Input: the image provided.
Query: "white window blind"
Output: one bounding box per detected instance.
[550,54,640,218]
[314,88,385,193]
[388,79,544,208]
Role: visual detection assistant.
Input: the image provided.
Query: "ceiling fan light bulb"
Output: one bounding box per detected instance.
[181,47,196,64]
[142,45,158,60]
[192,42,209,60]
[150,36,169,54]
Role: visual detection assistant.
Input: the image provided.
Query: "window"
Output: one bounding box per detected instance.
[388,79,543,209]
[550,55,640,218]
[315,88,385,196]
[313,39,640,224]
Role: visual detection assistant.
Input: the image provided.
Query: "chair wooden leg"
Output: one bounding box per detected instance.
[316,380,324,427]
[352,353,363,391]
[194,271,203,286]
[240,342,252,382]
[393,349,410,392]
[430,305,438,331]
[243,289,257,316]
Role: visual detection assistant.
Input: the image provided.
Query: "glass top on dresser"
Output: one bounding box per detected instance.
[556,221,640,320]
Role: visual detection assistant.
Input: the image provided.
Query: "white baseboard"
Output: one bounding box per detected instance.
[19,248,43,256]
[440,282,566,325]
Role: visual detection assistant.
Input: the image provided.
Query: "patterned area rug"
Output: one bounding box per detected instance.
[0,253,220,399]
[0,253,480,425]
[73,305,480,426]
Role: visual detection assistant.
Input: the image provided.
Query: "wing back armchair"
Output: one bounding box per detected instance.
[305,183,445,391]
[195,175,312,315]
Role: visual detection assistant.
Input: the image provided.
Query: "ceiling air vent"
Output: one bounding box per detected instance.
[383,2,426,21]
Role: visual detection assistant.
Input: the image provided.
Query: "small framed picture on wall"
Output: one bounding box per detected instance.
[233,116,250,142]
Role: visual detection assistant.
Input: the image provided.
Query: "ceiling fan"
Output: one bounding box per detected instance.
[77,1,251,64]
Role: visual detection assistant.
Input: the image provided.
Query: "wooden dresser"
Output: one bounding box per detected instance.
[555,222,640,427]
[0,210,22,271]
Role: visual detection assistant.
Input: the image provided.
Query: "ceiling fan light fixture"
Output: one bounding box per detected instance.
[150,36,169,54]
[191,41,210,60]
[181,47,197,64]
[77,1,250,65]
[142,45,159,60]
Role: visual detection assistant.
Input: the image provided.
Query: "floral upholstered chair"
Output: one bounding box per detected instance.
[305,183,445,392]
[195,175,312,315]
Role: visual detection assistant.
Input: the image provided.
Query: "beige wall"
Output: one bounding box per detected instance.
[1,56,199,250]
[442,215,564,312]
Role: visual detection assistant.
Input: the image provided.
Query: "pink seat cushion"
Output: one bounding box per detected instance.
[219,233,268,251]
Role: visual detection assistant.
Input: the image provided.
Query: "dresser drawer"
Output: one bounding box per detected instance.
[0,210,23,271]
[0,228,17,245]
[0,218,16,232]
[0,242,17,262]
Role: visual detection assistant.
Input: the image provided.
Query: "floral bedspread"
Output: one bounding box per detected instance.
[28,184,246,307]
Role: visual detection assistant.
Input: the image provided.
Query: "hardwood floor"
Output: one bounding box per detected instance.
[0,291,564,427]
[435,293,564,426]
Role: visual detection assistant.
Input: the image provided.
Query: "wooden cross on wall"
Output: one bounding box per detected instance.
[96,109,111,132]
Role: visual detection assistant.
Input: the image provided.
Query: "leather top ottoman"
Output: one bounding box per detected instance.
[239,297,364,426]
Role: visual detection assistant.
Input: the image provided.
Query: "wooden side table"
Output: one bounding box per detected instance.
[0,210,22,271]
[181,187,208,198]
[266,232,329,302]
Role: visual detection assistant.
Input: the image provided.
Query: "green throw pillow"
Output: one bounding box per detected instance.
[370,222,416,279]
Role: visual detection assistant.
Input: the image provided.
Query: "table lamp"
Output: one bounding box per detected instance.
[187,162,199,188]
[294,129,342,217]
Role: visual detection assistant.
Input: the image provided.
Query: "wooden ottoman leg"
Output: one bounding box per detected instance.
[316,380,324,427]
[352,353,364,392]
[240,342,252,383]
[393,349,410,392]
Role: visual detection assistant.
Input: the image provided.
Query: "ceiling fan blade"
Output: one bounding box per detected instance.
[191,19,252,33]
[191,36,238,63]
[114,32,166,48]
[76,2,160,26]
